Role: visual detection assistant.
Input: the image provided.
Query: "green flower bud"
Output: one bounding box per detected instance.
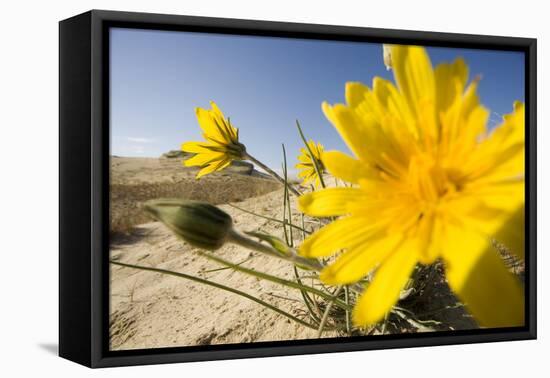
[144,199,233,250]
[383,44,393,70]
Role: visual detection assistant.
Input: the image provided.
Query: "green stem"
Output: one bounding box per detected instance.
[245,152,301,196]
[282,148,290,245]
[294,214,322,323]
[203,256,251,273]
[282,144,294,247]
[111,260,319,330]
[228,229,324,271]
[227,203,310,234]
[196,250,350,311]
[228,228,365,296]
[344,286,351,335]
[317,286,344,338]
[381,313,389,335]
[293,266,321,324]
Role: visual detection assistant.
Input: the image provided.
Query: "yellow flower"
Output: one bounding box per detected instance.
[298,45,525,328]
[296,140,325,188]
[182,102,246,178]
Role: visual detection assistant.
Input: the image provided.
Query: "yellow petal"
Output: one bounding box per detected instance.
[210,101,238,142]
[494,205,525,261]
[320,233,403,285]
[345,82,370,108]
[465,179,524,212]
[196,107,226,143]
[299,216,373,258]
[371,77,414,123]
[499,101,525,145]
[352,239,418,325]
[459,200,525,263]
[322,151,375,184]
[196,159,231,178]
[296,169,311,178]
[452,181,524,255]
[434,57,468,114]
[297,154,310,164]
[209,101,225,116]
[184,152,225,167]
[445,105,489,164]
[297,187,364,217]
[181,141,219,154]
[452,184,524,261]
[390,45,436,118]
[439,79,482,157]
[415,212,444,265]
[470,102,525,183]
[322,102,370,161]
[306,140,324,160]
[443,225,524,328]
[461,102,523,183]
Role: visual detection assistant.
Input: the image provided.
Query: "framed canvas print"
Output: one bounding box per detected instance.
[59,10,537,368]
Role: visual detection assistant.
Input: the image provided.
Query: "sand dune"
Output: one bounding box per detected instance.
[110,156,280,235]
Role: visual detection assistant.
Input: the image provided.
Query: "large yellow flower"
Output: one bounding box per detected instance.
[182,102,246,178]
[298,45,525,328]
[296,140,325,188]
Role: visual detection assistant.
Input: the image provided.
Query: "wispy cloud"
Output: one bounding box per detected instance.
[111,136,157,156]
[127,137,155,143]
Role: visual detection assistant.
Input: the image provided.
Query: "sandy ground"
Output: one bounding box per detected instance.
[109,188,340,350]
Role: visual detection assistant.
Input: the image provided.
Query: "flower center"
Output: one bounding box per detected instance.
[408,154,461,207]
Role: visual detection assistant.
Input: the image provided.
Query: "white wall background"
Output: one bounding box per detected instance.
[0,0,546,376]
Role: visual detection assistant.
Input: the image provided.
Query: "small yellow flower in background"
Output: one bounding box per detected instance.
[296,140,325,188]
[182,102,246,178]
[298,45,525,328]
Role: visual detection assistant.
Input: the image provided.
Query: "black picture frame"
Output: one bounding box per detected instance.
[59,9,537,368]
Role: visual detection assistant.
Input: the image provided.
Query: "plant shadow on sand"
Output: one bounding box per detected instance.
[111,225,158,248]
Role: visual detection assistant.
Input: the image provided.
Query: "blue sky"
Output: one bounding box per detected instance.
[110,28,524,171]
